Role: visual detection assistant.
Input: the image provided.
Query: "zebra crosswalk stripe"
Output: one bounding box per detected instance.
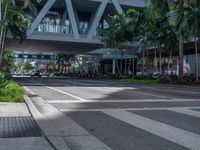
[102,109,200,150]
[169,108,200,119]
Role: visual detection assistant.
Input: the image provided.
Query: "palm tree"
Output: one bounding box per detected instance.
[146,0,177,75]
[102,26,123,76]
[102,14,127,77]
[187,1,200,82]
[4,50,15,72]
[102,9,141,77]
[142,10,159,73]
[168,0,200,82]
[0,0,41,70]
[167,0,196,81]
[55,53,75,73]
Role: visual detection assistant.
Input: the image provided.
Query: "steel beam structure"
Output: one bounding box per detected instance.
[27,0,56,36]
[6,0,144,52]
[64,0,80,38]
[111,0,123,13]
[28,0,124,40]
[87,0,108,40]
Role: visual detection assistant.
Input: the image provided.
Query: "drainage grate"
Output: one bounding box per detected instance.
[0,116,42,138]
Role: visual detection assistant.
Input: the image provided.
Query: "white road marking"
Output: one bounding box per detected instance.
[175,90,200,95]
[132,90,173,99]
[136,86,200,96]
[169,108,200,119]
[46,86,87,101]
[47,99,199,104]
[60,106,200,112]
[102,110,200,150]
[25,79,87,102]
[25,78,178,100]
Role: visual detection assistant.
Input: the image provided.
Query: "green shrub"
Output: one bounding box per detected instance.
[0,81,24,103]
[0,72,8,88]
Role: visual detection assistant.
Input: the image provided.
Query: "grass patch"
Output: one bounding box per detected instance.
[121,78,161,84]
[0,72,24,102]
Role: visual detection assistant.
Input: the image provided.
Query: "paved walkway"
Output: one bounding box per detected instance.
[0,102,54,150]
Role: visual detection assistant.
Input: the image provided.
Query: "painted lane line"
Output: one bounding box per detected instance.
[175,90,200,95]
[25,79,87,102]
[135,86,200,96]
[26,79,175,100]
[102,110,200,150]
[47,99,199,104]
[132,90,174,99]
[169,108,200,119]
[60,106,200,112]
[46,86,86,101]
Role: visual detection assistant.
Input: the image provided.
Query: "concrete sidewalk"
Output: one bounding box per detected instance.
[0,102,54,150]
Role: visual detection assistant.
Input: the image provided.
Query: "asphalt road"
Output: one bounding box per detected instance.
[16,78,200,150]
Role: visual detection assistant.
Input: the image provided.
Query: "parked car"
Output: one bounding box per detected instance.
[31,71,42,78]
[12,72,23,77]
[41,72,50,77]
[152,72,159,79]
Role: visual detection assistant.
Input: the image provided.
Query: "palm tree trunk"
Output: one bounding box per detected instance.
[127,58,131,72]
[116,59,122,77]
[115,47,121,77]
[179,33,184,81]
[154,44,158,73]
[168,49,172,74]
[124,58,127,75]
[158,43,162,75]
[146,50,149,77]
[132,58,135,78]
[0,2,8,70]
[142,49,145,76]
[0,28,7,69]
[194,37,199,82]
[0,29,5,70]
[120,49,123,74]
[159,49,162,74]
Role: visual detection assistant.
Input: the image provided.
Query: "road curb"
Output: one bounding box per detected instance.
[24,94,71,150]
